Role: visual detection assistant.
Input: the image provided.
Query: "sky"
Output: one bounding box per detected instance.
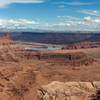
[0,0,100,31]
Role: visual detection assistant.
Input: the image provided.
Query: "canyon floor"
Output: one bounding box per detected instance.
[0,43,100,100]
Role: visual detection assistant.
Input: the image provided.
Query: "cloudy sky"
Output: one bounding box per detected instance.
[0,0,100,31]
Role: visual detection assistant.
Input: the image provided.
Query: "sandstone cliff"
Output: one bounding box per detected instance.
[37,52,97,66]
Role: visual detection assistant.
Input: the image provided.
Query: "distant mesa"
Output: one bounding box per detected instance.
[62,42,100,50]
[0,32,14,45]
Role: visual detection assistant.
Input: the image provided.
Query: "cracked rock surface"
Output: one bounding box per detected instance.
[38,81,100,100]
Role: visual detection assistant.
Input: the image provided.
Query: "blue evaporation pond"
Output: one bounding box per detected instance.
[25,46,58,50]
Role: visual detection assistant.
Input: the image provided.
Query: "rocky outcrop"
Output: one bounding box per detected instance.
[38,81,100,100]
[62,42,100,50]
[0,32,14,45]
[0,48,19,62]
[0,67,36,100]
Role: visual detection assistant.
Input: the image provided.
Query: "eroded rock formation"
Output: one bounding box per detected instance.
[62,42,100,50]
[38,81,100,100]
[0,47,99,100]
[0,32,14,45]
[0,47,97,66]
[35,52,97,66]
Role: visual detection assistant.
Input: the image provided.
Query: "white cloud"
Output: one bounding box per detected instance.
[57,16,81,21]
[55,1,95,6]
[0,18,39,31]
[0,0,44,7]
[1,16,100,31]
[54,22,71,26]
[82,16,100,23]
[54,16,100,31]
[58,5,65,8]
[57,15,100,23]
[80,10,100,16]
[83,16,91,21]
[57,16,69,18]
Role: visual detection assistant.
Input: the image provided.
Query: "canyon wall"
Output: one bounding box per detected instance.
[0,47,97,66]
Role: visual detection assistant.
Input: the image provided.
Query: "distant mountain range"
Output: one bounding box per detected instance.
[0,31,100,44]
